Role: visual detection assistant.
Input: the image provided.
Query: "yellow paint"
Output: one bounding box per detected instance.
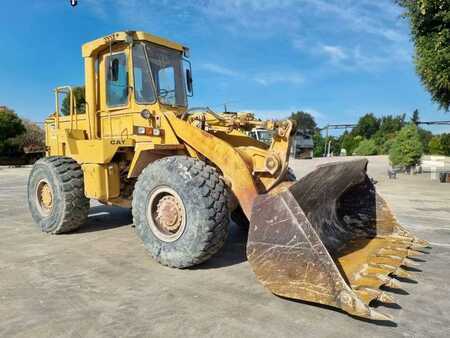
[82,163,120,201]
[43,31,294,211]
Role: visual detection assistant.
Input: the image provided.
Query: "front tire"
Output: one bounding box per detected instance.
[132,156,229,268]
[27,157,90,234]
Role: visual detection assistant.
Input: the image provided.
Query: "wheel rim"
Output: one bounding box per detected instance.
[147,186,186,242]
[36,179,53,216]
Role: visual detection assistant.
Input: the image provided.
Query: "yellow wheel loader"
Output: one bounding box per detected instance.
[27,31,429,321]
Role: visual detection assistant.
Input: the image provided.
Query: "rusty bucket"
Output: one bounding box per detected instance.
[247,159,429,320]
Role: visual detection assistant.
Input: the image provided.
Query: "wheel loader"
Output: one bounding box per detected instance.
[28,31,429,321]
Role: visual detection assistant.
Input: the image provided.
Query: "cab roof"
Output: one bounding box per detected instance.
[82,31,186,58]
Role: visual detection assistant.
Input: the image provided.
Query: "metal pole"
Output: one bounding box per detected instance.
[323,126,329,157]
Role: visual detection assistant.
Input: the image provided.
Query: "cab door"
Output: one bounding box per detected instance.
[98,45,133,139]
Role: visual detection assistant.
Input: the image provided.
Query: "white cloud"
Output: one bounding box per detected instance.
[254,72,304,86]
[320,45,348,63]
[199,63,305,86]
[85,0,412,74]
[200,63,240,77]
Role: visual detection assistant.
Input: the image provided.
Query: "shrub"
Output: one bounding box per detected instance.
[389,124,423,167]
[353,139,378,156]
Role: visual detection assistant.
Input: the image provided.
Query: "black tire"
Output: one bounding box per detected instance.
[27,157,90,234]
[231,206,249,229]
[132,156,229,268]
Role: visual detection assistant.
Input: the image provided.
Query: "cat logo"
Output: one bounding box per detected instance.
[110,140,125,145]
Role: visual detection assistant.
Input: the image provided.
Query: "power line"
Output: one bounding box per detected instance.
[415,121,450,126]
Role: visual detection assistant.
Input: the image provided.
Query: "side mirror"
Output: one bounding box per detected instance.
[186,68,193,96]
[110,58,120,82]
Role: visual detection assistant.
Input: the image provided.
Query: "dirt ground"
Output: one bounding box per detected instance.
[1,156,449,337]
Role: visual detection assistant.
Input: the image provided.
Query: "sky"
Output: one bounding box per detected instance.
[0,0,448,133]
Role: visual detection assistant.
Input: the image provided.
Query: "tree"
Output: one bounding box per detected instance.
[417,127,433,153]
[290,111,317,131]
[381,138,396,154]
[61,86,86,116]
[339,132,361,155]
[389,123,424,167]
[0,107,26,155]
[13,119,45,152]
[313,131,325,157]
[353,139,378,156]
[428,135,443,155]
[351,113,380,139]
[397,1,450,110]
[379,114,406,134]
[411,109,420,124]
[440,133,450,156]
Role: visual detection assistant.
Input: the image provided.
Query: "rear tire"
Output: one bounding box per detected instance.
[132,156,229,268]
[27,157,90,234]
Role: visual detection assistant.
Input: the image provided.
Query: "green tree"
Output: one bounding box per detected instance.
[411,109,420,124]
[0,107,26,155]
[353,139,378,156]
[440,133,450,156]
[290,111,317,131]
[379,114,405,134]
[61,86,86,116]
[340,132,361,155]
[389,123,424,167]
[428,135,443,155]
[397,1,450,110]
[417,127,433,153]
[313,131,325,157]
[381,138,396,154]
[352,113,380,139]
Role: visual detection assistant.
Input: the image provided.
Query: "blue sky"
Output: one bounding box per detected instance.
[0,0,448,133]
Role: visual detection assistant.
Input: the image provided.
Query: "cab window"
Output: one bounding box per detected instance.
[106,53,128,107]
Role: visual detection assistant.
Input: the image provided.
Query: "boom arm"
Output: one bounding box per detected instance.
[164,111,294,217]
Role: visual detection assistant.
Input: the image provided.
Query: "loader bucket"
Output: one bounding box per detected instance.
[247,159,429,320]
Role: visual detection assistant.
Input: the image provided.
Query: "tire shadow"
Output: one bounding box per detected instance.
[73,205,132,233]
[195,222,248,269]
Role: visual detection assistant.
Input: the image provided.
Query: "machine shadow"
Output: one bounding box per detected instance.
[195,222,248,269]
[73,205,132,233]
[276,296,398,327]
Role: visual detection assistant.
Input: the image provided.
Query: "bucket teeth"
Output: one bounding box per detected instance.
[374,274,402,289]
[410,245,429,252]
[359,273,402,289]
[402,258,420,267]
[369,263,411,278]
[413,238,430,247]
[393,267,410,278]
[383,277,402,289]
[389,236,429,248]
[368,309,393,321]
[355,287,397,305]
[379,247,423,257]
[378,292,396,304]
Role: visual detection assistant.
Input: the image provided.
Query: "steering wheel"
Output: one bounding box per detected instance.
[158,88,175,97]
